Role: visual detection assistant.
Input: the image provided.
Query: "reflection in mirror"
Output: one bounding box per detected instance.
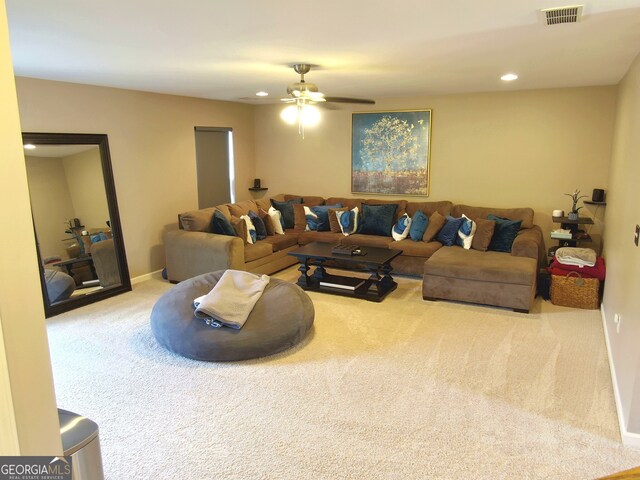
[23,133,131,317]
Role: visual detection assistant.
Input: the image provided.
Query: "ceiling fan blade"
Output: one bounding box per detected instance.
[324,96,376,105]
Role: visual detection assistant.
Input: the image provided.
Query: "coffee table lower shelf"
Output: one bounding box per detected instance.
[296,272,397,302]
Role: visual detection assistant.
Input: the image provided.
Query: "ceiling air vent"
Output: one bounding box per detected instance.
[540,5,583,25]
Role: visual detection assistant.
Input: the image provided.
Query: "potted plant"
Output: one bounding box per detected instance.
[565,189,588,220]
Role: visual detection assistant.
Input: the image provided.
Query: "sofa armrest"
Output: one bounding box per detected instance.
[511,225,544,265]
[164,230,244,282]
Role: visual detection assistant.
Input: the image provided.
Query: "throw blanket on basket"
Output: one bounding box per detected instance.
[193,270,270,329]
[555,247,597,267]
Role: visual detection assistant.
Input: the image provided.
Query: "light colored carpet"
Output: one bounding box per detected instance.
[46,267,640,479]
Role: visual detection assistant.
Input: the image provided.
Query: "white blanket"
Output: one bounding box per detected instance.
[555,247,597,267]
[193,270,270,329]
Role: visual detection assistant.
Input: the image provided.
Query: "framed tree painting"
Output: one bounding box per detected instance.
[351,109,431,196]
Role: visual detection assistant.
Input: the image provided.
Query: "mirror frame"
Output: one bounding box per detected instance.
[23,132,132,317]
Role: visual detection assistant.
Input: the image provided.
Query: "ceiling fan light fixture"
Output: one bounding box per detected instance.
[300,104,321,126]
[280,104,321,126]
[280,105,299,125]
[280,104,321,138]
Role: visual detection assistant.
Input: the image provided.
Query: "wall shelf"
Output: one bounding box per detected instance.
[249,187,268,192]
[584,200,607,206]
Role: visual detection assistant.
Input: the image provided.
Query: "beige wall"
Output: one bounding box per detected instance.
[255,87,617,251]
[16,77,256,277]
[603,51,640,440]
[63,147,110,230]
[25,155,76,259]
[0,0,62,455]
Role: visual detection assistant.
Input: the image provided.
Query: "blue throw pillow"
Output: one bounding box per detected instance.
[90,232,109,243]
[271,198,302,229]
[248,210,267,240]
[360,204,398,237]
[437,216,465,246]
[392,213,411,241]
[304,207,319,231]
[210,210,235,236]
[336,207,360,235]
[311,204,343,232]
[409,210,429,241]
[487,214,522,252]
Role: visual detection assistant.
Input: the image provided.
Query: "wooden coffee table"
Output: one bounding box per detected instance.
[288,242,402,302]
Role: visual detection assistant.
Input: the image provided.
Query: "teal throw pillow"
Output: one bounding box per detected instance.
[409,210,429,241]
[487,214,522,252]
[360,204,398,237]
[311,204,343,232]
[437,216,465,246]
[271,198,302,229]
[210,210,235,236]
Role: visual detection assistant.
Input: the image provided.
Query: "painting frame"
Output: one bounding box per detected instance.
[351,109,432,196]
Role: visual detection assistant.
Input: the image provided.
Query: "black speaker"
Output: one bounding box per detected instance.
[253,178,261,188]
[592,189,605,202]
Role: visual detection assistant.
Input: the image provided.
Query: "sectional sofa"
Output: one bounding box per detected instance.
[164,194,545,312]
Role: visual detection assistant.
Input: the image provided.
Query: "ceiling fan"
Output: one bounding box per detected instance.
[280,64,375,138]
[281,64,376,106]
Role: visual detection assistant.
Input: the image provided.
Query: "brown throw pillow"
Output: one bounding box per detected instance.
[292,204,308,231]
[471,218,496,251]
[258,208,274,236]
[422,211,447,242]
[230,216,248,244]
[328,207,349,233]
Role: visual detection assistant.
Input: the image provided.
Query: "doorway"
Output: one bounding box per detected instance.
[194,126,235,208]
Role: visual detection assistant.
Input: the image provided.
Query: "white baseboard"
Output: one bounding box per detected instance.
[131,269,164,285]
[601,303,640,450]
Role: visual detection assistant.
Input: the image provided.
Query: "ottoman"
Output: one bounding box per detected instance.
[151,271,314,361]
[423,247,537,313]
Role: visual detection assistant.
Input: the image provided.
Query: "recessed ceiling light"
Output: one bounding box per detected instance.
[501,73,518,82]
[255,91,269,97]
[24,144,36,149]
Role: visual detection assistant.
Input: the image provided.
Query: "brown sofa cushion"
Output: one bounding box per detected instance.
[284,195,324,206]
[425,247,536,286]
[471,218,496,252]
[261,234,298,252]
[325,197,365,210]
[244,242,273,263]
[388,240,442,258]
[228,200,259,217]
[406,201,452,218]
[179,207,216,232]
[255,198,271,212]
[422,211,447,242]
[511,226,543,261]
[452,204,534,229]
[340,234,393,249]
[297,231,345,245]
[328,207,349,233]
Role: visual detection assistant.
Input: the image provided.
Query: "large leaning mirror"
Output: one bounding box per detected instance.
[23,132,131,317]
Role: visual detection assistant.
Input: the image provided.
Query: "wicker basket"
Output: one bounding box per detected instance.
[550,272,600,309]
